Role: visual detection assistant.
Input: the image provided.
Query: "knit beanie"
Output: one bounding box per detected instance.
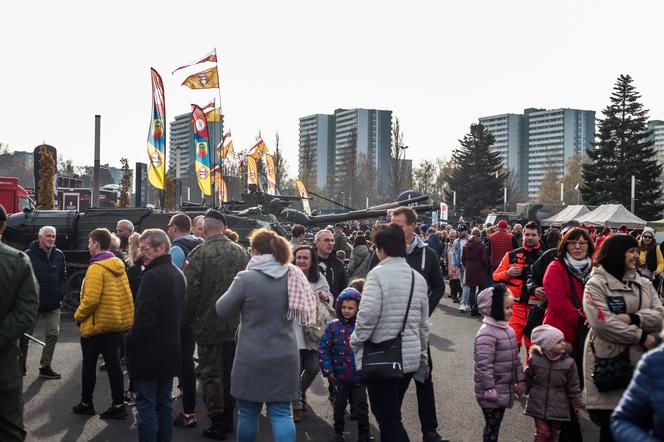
[531,325,564,352]
[643,226,655,236]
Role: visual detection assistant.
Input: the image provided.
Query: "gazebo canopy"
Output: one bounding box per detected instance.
[540,205,590,226]
[576,204,647,229]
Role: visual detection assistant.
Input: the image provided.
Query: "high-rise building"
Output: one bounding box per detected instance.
[298,114,335,190]
[479,108,595,199]
[478,113,524,185]
[648,120,664,161]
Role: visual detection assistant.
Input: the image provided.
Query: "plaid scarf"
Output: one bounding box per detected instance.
[287,264,317,326]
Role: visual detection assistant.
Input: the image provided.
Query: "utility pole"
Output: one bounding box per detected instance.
[92,115,101,208]
[631,175,636,213]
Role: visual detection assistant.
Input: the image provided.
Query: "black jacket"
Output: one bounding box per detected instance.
[317,253,347,300]
[126,254,186,380]
[25,241,66,312]
[528,248,557,292]
[369,245,445,316]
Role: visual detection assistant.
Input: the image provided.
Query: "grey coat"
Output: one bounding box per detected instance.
[350,256,430,374]
[347,245,371,280]
[216,258,299,403]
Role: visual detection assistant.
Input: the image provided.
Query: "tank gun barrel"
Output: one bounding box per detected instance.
[282,201,436,227]
[367,194,430,210]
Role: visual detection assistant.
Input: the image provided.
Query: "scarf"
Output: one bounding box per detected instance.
[563,253,592,284]
[247,254,316,326]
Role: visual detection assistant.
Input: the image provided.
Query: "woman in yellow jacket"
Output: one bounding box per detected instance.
[638,227,664,290]
[73,228,134,419]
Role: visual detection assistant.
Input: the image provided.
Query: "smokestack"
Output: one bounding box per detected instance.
[92,115,101,208]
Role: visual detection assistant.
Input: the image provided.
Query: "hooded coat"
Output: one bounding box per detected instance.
[318,289,362,384]
[215,255,300,403]
[74,253,134,337]
[525,346,583,421]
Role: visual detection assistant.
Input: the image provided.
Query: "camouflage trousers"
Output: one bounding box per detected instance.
[198,343,236,419]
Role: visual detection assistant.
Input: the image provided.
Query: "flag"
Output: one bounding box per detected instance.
[264,154,277,195]
[146,68,166,189]
[205,107,221,122]
[246,156,259,186]
[216,175,229,204]
[295,179,311,215]
[574,183,580,192]
[182,67,219,89]
[248,139,268,160]
[217,131,234,160]
[172,49,217,74]
[191,104,212,195]
[200,98,216,112]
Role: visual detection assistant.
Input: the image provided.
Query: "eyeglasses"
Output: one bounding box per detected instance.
[642,235,653,239]
[567,240,589,247]
[138,246,153,252]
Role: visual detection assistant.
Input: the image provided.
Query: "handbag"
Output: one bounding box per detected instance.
[358,271,415,382]
[566,269,589,358]
[523,301,547,339]
[589,285,641,392]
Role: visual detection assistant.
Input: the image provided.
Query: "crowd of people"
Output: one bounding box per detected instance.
[2,199,664,442]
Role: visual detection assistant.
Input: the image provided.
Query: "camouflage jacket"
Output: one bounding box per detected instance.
[182,234,250,345]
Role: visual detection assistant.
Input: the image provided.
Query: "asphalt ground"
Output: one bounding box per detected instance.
[22,286,600,441]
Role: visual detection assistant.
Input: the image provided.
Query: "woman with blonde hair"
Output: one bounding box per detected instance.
[216,228,316,442]
[127,232,141,266]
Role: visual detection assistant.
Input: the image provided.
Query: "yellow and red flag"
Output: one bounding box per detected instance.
[248,139,268,160]
[217,131,234,160]
[172,49,217,74]
[246,156,259,186]
[205,107,221,122]
[264,154,277,195]
[295,179,311,215]
[182,67,219,90]
[146,68,166,189]
[191,105,212,195]
[216,175,229,204]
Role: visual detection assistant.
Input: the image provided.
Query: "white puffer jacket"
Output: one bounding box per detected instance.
[350,256,430,374]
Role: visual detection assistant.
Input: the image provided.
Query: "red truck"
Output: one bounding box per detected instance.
[0,177,36,214]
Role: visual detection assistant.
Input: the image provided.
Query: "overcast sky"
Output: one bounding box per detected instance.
[1,1,662,177]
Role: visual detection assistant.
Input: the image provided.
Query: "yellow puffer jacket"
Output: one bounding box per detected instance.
[74,255,134,337]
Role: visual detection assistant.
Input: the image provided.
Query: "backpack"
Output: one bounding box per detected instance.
[172,236,203,258]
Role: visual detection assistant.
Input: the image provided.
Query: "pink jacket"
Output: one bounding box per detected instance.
[474,317,526,408]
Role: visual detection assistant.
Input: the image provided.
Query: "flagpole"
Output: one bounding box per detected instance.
[210,97,216,208]
[214,47,223,207]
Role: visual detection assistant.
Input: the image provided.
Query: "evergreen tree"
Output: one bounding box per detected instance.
[37,146,56,210]
[582,74,662,218]
[118,158,132,208]
[445,124,507,216]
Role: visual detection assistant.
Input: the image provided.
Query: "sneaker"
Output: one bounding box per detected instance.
[174,412,197,428]
[72,402,96,415]
[470,309,480,317]
[39,366,61,380]
[99,404,128,419]
[459,304,467,312]
[422,431,449,442]
[123,391,136,407]
[293,408,303,423]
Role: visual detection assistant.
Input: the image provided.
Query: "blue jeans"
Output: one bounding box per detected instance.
[237,400,295,442]
[134,379,174,442]
[468,284,489,312]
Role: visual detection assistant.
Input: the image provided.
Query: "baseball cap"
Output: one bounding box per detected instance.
[497,220,508,228]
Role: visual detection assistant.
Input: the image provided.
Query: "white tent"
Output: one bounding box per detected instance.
[576,204,647,229]
[541,205,591,226]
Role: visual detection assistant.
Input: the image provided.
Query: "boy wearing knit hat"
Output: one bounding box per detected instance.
[525,325,584,442]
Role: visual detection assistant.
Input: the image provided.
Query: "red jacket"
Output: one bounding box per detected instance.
[488,230,515,268]
[542,259,585,357]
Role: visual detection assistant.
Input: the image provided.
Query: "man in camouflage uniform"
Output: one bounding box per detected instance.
[0,204,39,441]
[182,210,249,440]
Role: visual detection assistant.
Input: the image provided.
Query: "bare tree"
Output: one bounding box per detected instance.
[412,160,435,195]
[118,158,132,208]
[37,146,56,209]
[299,133,318,192]
[390,118,409,198]
[163,175,175,210]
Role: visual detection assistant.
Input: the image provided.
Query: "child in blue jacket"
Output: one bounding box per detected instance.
[319,288,374,442]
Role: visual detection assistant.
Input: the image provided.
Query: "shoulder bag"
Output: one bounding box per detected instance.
[590,285,640,392]
[359,270,415,382]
